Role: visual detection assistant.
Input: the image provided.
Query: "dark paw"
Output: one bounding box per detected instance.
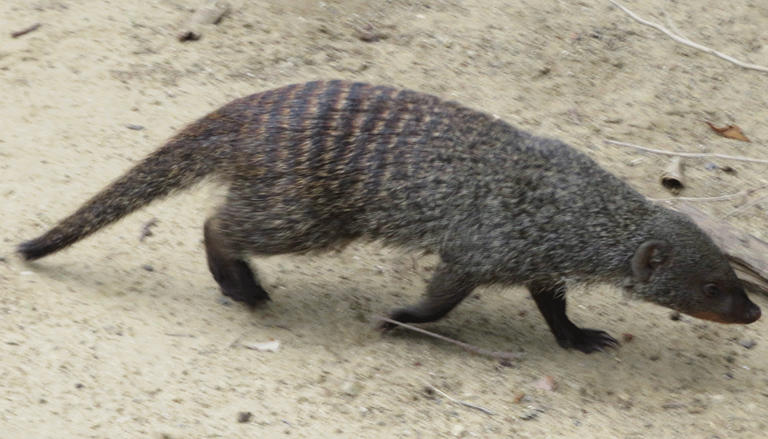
[221,283,271,308]
[215,260,271,307]
[558,328,619,354]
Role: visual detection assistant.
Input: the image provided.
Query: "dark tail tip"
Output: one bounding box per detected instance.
[18,235,68,261]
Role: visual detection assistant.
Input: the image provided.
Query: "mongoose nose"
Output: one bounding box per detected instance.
[747,304,762,323]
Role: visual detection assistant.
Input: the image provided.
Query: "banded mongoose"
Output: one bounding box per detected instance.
[18,80,761,353]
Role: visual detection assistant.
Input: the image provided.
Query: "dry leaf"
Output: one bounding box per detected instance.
[706,122,751,142]
[244,339,280,352]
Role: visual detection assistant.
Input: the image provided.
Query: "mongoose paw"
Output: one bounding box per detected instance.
[216,260,271,307]
[220,284,271,308]
[560,328,620,354]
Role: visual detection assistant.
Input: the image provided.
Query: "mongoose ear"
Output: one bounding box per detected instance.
[631,240,670,282]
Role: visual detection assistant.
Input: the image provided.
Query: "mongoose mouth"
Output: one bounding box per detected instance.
[689,307,761,325]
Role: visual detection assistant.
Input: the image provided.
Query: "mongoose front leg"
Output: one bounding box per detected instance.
[204,217,270,306]
[527,281,619,354]
[380,263,475,330]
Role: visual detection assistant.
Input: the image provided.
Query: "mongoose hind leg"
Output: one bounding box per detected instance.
[380,263,476,331]
[527,281,619,354]
[204,217,270,307]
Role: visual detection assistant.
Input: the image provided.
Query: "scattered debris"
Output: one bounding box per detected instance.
[520,409,542,421]
[340,380,363,397]
[178,0,231,42]
[451,424,467,438]
[739,339,757,349]
[706,122,750,142]
[11,22,41,38]
[141,264,154,272]
[661,156,685,194]
[532,375,556,392]
[125,124,145,131]
[244,339,280,352]
[512,391,526,404]
[237,411,252,423]
[354,23,389,42]
[419,378,494,415]
[661,402,686,410]
[622,333,634,343]
[139,217,158,242]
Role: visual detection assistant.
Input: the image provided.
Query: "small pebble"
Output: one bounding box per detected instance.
[237,412,252,423]
[126,124,145,130]
[520,411,539,421]
[340,380,363,397]
[622,333,634,342]
[669,312,681,321]
[451,424,467,438]
[75,383,85,389]
[739,339,756,349]
[142,264,154,272]
[704,162,718,171]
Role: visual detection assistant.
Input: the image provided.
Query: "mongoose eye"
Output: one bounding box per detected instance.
[702,283,722,298]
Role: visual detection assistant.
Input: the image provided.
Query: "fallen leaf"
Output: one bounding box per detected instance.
[706,122,750,142]
[244,339,280,352]
[532,375,556,391]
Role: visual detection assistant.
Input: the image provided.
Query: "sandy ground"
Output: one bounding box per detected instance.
[2,0,768,437]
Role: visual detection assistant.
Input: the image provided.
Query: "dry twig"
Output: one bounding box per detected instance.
[722,193,768,220]
[648,185,768,203]
[604,140,768,165]
[11,22,41,38]
[418,378,494,415]
[609,0,768,74]
[376,316,523,361]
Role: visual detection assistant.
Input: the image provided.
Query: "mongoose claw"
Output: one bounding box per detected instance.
[562,328,620,354]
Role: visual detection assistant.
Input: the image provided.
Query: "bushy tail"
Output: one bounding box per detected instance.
[18,124,227,261]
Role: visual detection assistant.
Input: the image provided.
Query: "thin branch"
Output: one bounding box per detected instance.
[418,378,495,415]
[648,185,768,203]
[604,140,768,165]
[375,316,523,361]
[11,22,41,38]
[609,0,768,74]
[722,193,768,220]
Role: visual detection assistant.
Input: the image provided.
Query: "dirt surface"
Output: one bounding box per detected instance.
[2,0,768,437]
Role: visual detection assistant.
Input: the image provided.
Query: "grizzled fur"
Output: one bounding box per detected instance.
[19,80,760,353]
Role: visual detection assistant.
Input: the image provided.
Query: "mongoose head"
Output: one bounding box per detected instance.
[629,213,761,324]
